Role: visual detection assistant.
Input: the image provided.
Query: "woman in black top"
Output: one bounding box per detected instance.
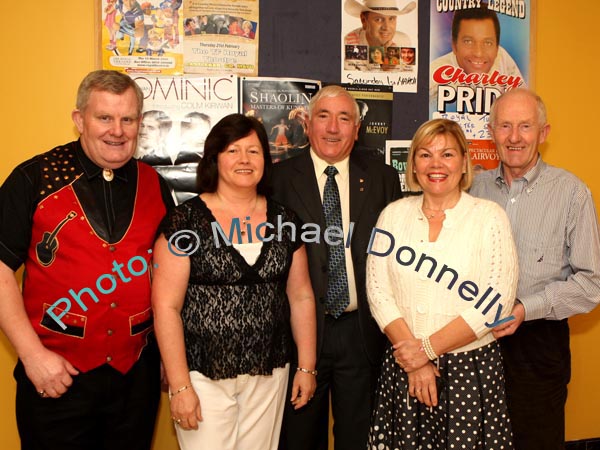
[152,114,317,449]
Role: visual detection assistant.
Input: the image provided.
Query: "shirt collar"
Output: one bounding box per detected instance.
[75,140,132,182]
[494,154,546,190]
[310,148,350,180]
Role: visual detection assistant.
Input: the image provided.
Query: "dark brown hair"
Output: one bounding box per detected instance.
[197,114,272,196]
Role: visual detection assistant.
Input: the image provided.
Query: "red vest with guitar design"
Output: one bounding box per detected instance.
[23,162,166,374]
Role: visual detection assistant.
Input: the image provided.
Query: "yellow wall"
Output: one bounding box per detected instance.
[537,1,600,438]
[0,1,598,448]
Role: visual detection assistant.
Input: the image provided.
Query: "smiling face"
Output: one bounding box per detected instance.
[307,94,360,164]
[414,133,466,199]
[217,131,265,191]
[72,88,140,169]
[370,47,384,63]
[401,47,415,64]
[452,18,499,74]
[489,90,550,184]
[361,12,397,47]
[185,18,196,31]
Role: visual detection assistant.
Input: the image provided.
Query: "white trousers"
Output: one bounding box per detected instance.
[176,365,289,450]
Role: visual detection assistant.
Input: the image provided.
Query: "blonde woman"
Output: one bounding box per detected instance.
[367,119,518,449]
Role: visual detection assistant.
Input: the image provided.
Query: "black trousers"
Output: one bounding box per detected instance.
[500,319,571,450]
[279,311,379,450]
[15,340,161,450]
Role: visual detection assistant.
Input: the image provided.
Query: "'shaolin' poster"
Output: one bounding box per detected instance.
[240,77,321,163]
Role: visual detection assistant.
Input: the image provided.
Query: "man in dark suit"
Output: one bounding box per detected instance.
[273,85,402,450]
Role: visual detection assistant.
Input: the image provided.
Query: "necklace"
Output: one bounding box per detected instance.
[241,196,259,235]
[422,205,445,220]
[216,193,259,235]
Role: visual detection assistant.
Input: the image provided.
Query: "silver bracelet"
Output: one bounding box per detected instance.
[296,367,318,376]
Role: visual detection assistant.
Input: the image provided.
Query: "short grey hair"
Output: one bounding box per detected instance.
[308,85,361,125]
[489,88,547,127]
[76,70,143,115]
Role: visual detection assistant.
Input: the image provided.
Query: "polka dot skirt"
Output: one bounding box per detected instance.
[368,341,513,449]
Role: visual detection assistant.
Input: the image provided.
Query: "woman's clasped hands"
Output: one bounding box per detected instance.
[393,338,440,408]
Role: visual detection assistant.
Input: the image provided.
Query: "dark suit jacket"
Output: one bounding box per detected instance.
[272,150,402,365]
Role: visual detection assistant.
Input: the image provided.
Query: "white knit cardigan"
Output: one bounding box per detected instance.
[366,192,519,353]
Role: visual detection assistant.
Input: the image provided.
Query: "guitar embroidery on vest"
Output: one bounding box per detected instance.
[36,211,78,267]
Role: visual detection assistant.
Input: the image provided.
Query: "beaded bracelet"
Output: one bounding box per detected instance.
[422,336,438,361]
[169,384,192,400]
[296,367,318,376]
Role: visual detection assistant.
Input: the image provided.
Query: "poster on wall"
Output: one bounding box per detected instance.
[343,84,394,162]
[183,0,259,75]
[240,77,321,163]
[101,0,184,75]
[430,0,531,170]
[132,75,238,204]
[385,140,411,192]
[341,0,418,93]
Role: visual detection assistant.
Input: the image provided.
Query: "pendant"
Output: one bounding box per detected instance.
[102,168,114,182]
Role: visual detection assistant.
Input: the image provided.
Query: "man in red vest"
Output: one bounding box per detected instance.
[0,70,173,450]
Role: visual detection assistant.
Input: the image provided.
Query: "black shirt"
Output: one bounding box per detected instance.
[0,140,173,271]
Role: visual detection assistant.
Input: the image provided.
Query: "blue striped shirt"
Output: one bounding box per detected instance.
[470,156,600,321]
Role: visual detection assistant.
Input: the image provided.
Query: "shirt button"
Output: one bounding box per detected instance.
[107,329,113,336]
[106,356,112,362]
[110,302,118,308]
[109,245,116,252]
[417,304,427,314]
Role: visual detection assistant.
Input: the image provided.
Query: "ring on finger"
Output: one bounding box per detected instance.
[38,390,47,398]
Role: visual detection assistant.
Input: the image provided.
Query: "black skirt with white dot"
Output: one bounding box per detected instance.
[368,341,513,449]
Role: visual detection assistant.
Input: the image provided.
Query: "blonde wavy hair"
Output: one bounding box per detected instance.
[406,118,473,192]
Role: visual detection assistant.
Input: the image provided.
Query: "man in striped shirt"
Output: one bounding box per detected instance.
[470,88,600,450]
